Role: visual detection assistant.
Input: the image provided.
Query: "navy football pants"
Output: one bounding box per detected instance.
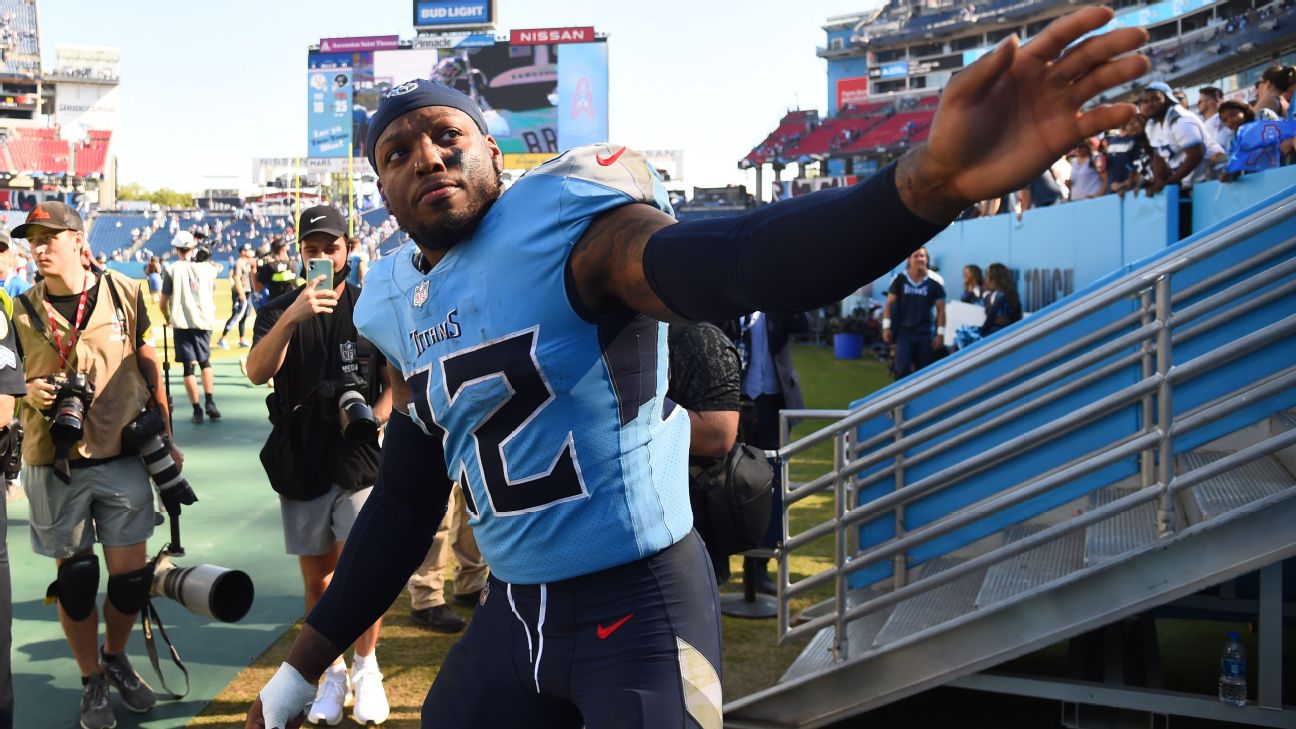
[422,530,723,729]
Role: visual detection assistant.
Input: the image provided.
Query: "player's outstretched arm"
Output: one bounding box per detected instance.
[569,6,1148,324]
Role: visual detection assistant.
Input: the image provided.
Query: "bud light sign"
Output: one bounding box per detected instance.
[413,0,493,29]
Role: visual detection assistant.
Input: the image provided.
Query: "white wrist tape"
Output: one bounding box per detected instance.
[882,318,892,329]
[259,663,317,729]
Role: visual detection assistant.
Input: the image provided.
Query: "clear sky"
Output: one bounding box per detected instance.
[38,0,880,197]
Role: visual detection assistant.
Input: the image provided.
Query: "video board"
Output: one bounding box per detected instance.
[307,37,608,164]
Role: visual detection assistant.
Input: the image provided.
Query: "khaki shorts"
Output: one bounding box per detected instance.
[279,484,372,556]
[24,458,156,559]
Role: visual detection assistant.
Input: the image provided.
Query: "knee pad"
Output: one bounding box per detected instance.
[198,359,212,370]
[46,554,99,621]
[183,362,195,377]
[107,564,155,615]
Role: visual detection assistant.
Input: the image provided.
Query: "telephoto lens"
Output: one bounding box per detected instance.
[338,389,378,443]
[122,410,193,502]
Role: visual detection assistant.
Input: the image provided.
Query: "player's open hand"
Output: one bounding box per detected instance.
[284,276,338,323]
[900,6,1150,221]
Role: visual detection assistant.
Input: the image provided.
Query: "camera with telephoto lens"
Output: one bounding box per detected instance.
[43,373,95,449]
[335,373,377,443]
[122,409,195,514]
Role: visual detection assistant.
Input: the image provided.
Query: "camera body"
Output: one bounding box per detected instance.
[43,373,95,448]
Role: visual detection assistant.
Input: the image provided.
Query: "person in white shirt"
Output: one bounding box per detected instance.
[1196,86,1224,144]
[1139,82,1224,195]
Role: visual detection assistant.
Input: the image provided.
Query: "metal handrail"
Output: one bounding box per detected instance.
[775,191,1296,654]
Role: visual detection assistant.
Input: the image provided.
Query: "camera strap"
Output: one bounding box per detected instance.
[139,600,190,699]
[16,273,93,371]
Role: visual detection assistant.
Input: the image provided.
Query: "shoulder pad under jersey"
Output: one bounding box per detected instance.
[527,144,675,218]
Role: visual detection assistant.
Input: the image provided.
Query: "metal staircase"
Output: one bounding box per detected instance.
[723,186,1296,728]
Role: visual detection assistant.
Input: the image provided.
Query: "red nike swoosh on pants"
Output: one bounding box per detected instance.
[596,612,634,639]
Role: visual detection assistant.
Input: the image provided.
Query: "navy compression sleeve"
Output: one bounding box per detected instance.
[641,161,946,322]
[305,411,452,650]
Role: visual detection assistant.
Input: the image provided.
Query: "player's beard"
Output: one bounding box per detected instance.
[404,148,502,253]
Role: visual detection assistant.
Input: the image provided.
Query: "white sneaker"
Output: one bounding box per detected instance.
[351,667,390,725]
[217,338,229,350]
[307,665,351,726]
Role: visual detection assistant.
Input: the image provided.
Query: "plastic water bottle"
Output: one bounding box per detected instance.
[1218,631,1247,706]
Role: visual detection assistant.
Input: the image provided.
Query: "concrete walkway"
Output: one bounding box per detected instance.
[9,359,303,728]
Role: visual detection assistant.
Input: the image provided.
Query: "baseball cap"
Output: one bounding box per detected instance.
[172,230,197,249]
[11,201,84,239]
[297,206,347,242]
[241,243,254,252]
[364,78,488,172]
[1144,81,1174,98]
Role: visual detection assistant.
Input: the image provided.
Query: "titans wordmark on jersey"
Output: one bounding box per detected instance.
[356,144,692,584]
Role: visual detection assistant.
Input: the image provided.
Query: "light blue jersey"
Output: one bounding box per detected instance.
[356,145,691,584]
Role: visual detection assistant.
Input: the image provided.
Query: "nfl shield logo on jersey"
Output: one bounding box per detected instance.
[413,280,430,308]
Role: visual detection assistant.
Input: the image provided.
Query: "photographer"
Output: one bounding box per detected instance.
[245,206,393,726]
[159,231,222,424]
[10,202,188,729]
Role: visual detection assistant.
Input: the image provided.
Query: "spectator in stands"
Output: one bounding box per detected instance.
[1216,100,1256,157]
[1196,86,1225,143]
[883,247,946,379]
[1107,114,1152,196]
[160,232,222,424]
[1018,162,1066,217]
[1172,88,1190,109]
[144,257,162,305]
[1254,65,1294,120]
[961,264,984,304]
[218,244,255,349]
[980,263,1022,337]
[1067,138,1107,201]
[0,231,29,297]
[1140,81,1219,195]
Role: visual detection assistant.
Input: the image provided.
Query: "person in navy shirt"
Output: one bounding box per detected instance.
[246,9,1152,727]
[884,247,946,379]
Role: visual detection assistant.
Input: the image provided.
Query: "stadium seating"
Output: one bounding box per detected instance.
[0,0,40,78]
[840,109,935,152]
[86,212,152,257]
[0,127,111,177]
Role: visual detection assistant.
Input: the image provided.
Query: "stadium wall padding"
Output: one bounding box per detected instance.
[845,170,1296,590]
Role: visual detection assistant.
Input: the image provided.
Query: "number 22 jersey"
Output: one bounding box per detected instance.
[355,145,692,584]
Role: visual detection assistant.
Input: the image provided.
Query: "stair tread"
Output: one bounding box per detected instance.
[976,524,1085,608]
[1084,487,1158,566]
[781,589,894,683]
[1179,451,1294,521]
[1274,410,1296,432]
[873,556,986,647]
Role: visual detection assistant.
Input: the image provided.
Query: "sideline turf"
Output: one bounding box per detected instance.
[8,357,304,728]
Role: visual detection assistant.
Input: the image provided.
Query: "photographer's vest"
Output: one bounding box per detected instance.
[164,260,218,330]
[14,272,151,465]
